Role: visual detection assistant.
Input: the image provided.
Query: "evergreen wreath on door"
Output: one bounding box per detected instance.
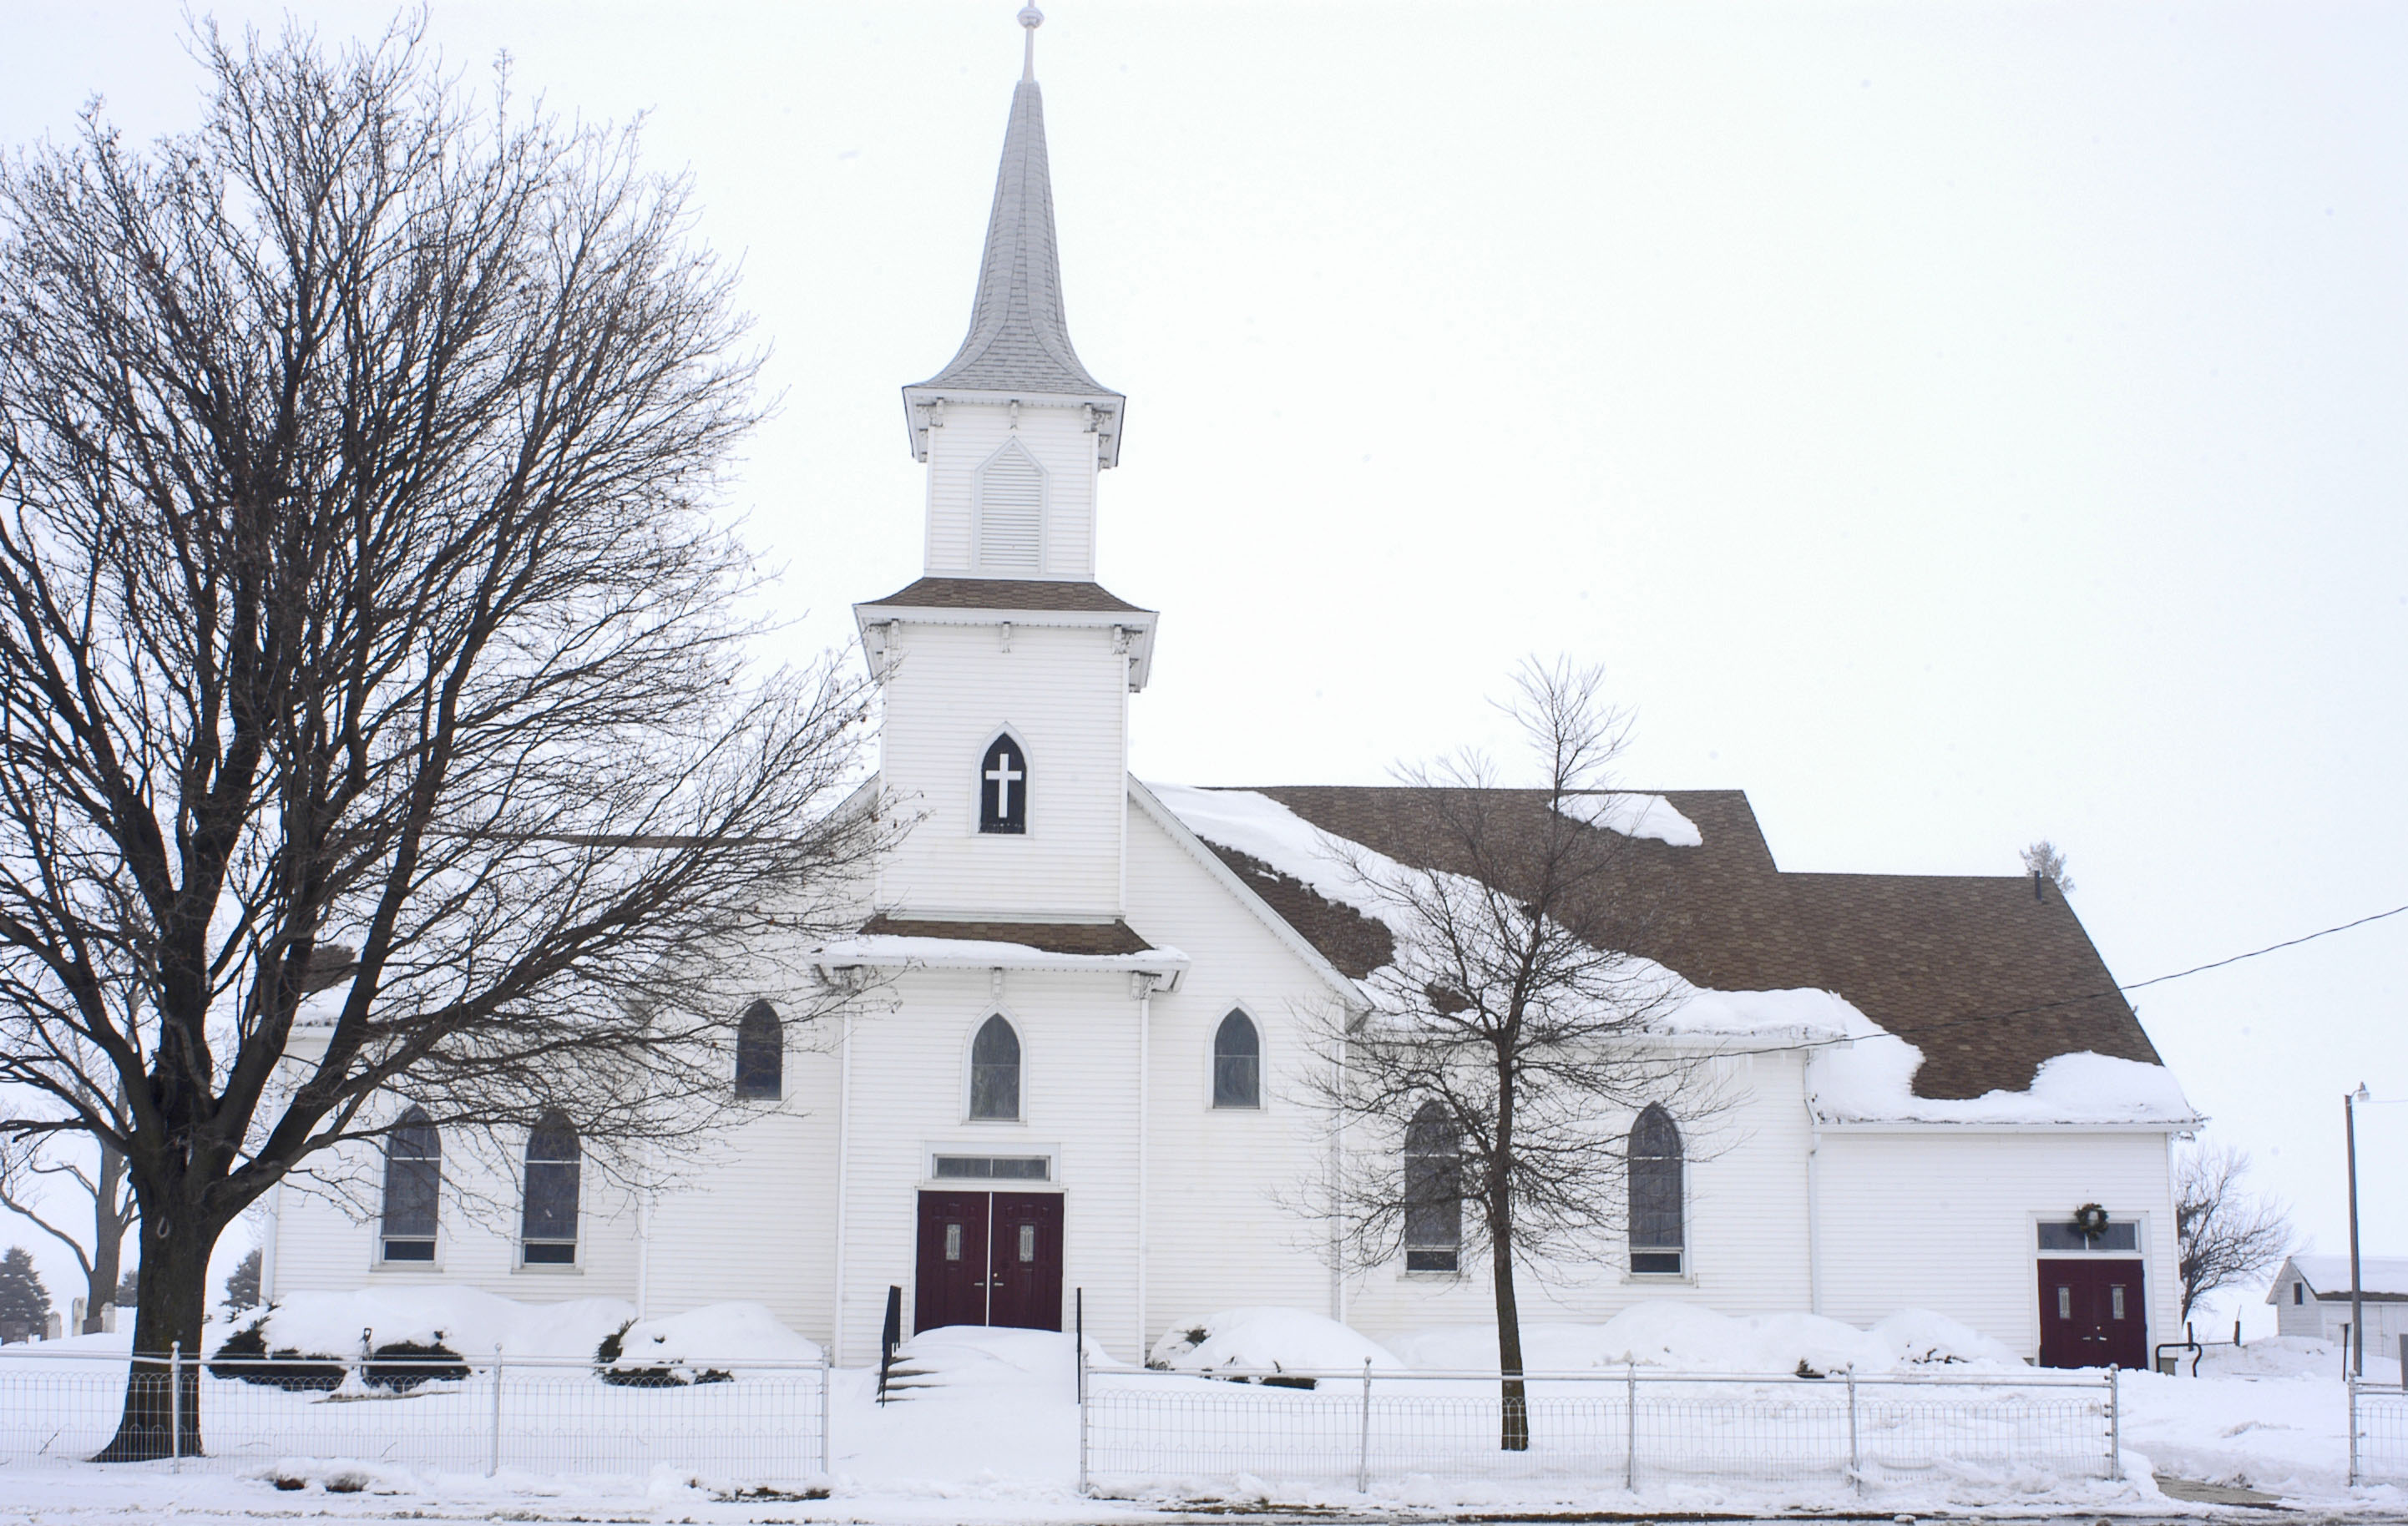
[2069,1202,2111,1241]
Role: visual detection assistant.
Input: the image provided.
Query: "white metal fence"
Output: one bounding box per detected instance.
[0,1346,828,1486]
[1079,1358,2121,1497]
[2350,1381,2408,1486]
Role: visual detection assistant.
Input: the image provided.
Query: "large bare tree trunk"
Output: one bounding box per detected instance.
[94,1206,216,1461]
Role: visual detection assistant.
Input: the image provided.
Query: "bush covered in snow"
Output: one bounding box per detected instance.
[207,1315,347,1390]
[596,1302,824,1387]
[1148,1308,1404,1387]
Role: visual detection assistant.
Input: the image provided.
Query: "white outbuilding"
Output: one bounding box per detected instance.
[264,9,2199,1374]
[2268,1255,2408,1350]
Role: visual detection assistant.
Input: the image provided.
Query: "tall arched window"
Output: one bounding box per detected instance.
[979,735,1028,835]
[974,439,1045,574]
[1404,1101,1462,1272]
[736,1001,783,1100]
[521,1111,581,1265]
[970,1015,1021,1120]
[380,1106,440,1263]
[1628,1104,1684,1275]
[1213,1011,1261,1109]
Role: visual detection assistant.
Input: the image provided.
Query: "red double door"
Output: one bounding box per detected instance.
[2037,1259,2147,1369]
[913,1190,1065,1335]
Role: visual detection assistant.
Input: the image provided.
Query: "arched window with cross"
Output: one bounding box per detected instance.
[979,733,1029,835]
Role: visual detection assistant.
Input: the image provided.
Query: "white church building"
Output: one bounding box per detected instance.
[265,14,2200,1373]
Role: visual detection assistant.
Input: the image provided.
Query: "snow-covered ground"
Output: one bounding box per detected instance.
[0,1295,2398,1521]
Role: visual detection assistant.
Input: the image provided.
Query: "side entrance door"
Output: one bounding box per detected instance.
[2037,1258,2147,1369]
[913,1190,1064,1335]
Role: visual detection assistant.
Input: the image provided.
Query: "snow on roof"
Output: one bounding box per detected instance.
[2276,1256,2408,1301]
[1552,791,1704,847]
[1151,783,2197,1129]
[811,932,1188,979]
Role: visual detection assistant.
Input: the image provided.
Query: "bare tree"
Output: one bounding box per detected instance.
[2175,1143,2291,1324]
[0,1131,135,1333]
[1306,659,1727,1448]
[0,16,887,1458]
[2021,840,2075,894]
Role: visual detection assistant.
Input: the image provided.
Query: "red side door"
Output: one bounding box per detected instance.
[986,1192,1065,1332]
[913,1190,990,1334]
[2038,1259,2147,1369]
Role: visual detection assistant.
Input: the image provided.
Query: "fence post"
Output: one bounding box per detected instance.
[169,1342,182,1473]
[1844,1367,1859,1492]
[1624,1362,1637,1492]
[2107,1366,2122,1482]
[1075,1338,1089,1497]
[488,1345,503,1478]
[1356,1357,1372,1493]
[2350,1378,2360,1488]
[2399,1333,2405,1394]
[819,1352,831,1480]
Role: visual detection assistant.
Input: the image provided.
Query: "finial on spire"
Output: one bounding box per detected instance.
[1019,5,1044,81]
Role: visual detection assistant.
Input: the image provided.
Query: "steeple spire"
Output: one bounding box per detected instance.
[903,6,1125,467]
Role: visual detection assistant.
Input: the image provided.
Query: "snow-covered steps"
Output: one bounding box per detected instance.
[876,1326,1100,1403]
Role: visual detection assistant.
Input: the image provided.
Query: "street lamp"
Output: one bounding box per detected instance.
[2349,1083,2371,1379]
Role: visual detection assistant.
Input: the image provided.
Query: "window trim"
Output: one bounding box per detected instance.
[972,727,1035,838]
[965,1011,1027,1124]
[1209,1008,1263,1111]
[518,1111,583,1271]
[1402,1100,1463,1276]
[919,1141,1065,1191]
[735,1000,784,1102]
[377,1105,442,1269]
[1626,1104,1687,1280]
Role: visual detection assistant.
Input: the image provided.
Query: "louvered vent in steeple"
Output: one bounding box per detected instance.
[974,440,1046,574]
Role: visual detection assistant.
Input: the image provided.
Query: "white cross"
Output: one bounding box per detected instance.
[985,751,1023,819]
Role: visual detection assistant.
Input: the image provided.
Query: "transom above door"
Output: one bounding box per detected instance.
[913,1190,1064,1335]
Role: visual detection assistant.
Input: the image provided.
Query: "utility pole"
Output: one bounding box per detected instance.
[2348,1084,2370,1379]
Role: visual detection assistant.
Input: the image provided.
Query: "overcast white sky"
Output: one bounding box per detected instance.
[3,1,2403,1334]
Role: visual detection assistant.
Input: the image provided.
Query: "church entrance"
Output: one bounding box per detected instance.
[913,1190,1064,1334]
[2036,1259,2147,1369]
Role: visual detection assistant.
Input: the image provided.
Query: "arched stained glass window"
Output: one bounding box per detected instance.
[521,1111,580,1265]
[970,1015,1021,1120]
[1404,1101,1462,1273]
[1213,1011,1260,1109]
[979,735,1028,835]
[381,1106,439,1263]
[736,1001,783,1100]
[1628,1104,1684,1275]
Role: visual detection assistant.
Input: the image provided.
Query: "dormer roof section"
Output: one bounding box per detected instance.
[903,75,1126,467]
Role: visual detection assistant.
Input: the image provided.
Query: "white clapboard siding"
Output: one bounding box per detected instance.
[1338,1054,1816,1342]
[1122,802,1362,1348]
[827,963,1145,1362]
[923,402,1096,579]
[268,1134,641,1312]
[1812,1129,2178,1362]
[878,621,1128,919]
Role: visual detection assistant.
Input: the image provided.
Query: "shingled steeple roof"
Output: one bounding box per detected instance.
[903,25,1125,466]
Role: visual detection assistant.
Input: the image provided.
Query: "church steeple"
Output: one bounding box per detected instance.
[903,4,1125,467]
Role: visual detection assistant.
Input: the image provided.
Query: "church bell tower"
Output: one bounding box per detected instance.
[854,5,1156,925]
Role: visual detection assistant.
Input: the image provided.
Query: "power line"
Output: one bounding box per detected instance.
[2118,901,2408,993]
[1719,895,2408,1059]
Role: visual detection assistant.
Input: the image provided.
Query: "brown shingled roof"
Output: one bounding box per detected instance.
[1198,786,2159,1102]
[859,578,1149,614]
[860,914,1151,958]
